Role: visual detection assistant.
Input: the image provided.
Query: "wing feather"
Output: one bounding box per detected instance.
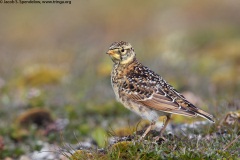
[129,92,197,117]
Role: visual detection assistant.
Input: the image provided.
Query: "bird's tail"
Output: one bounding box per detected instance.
[196,109,215,123]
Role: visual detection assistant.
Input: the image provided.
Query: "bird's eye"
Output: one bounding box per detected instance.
[121,49,125,52]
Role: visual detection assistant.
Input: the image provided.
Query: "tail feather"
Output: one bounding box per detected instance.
[196,109,215,123]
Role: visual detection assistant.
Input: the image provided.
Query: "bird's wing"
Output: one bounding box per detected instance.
[120,65,214,122]
[125,82,198,117]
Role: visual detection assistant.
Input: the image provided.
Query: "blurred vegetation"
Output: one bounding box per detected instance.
[0,0,239,159]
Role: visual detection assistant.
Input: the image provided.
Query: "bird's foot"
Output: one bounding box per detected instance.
[138,136,144,142]
[153,136,166,144]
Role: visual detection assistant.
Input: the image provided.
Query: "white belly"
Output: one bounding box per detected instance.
[112,84,159,122]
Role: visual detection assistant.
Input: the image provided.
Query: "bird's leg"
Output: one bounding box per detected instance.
[159,114,171,137]
[140,121,156,140]
[154,114,171,142]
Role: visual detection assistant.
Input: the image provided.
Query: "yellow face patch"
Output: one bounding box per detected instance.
[107,49,121,60]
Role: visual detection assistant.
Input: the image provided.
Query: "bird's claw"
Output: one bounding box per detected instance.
[153,136,166,144]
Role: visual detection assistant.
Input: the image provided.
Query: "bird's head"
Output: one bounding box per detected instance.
[106,41,136,65]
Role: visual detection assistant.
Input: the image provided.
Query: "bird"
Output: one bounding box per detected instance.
[106,41,214,140]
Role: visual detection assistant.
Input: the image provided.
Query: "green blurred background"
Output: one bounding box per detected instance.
[0,0,239,158]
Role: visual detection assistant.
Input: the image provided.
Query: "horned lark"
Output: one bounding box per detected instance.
[106,41,214,139]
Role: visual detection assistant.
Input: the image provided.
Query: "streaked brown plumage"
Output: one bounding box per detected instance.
[106,41,214,139]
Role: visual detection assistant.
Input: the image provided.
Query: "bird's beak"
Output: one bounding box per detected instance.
[106,50,115,55]
[106,49,121,60]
